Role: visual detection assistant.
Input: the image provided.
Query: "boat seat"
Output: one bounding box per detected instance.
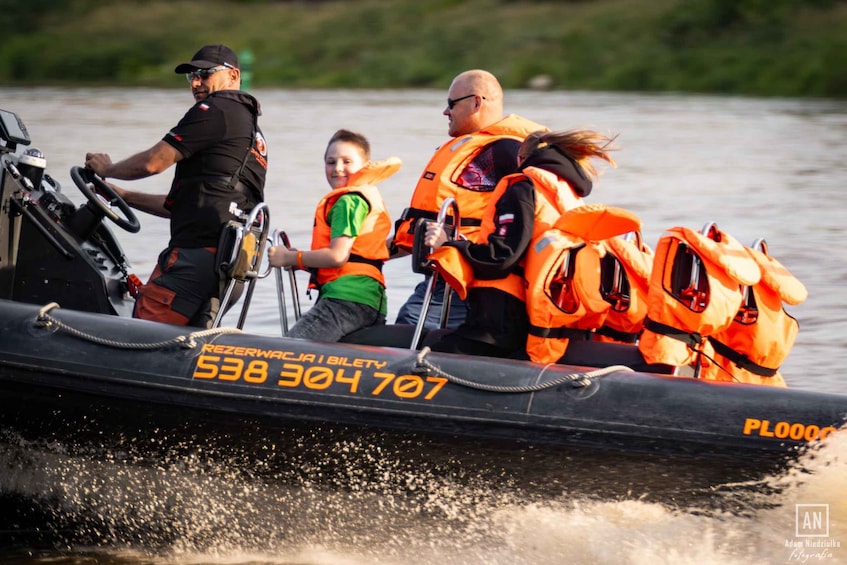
[212,202,270,329]
[341,325,684,375]
[340,324,426,349]
[557,340,683,375]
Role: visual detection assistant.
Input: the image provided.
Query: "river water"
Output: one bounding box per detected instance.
[1,87,846,564]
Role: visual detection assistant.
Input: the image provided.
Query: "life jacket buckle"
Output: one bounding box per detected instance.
[734,287,759,324]
[549,245,583,313]
[668,223,725,313]
[669,241,709,313]
[600,252,630,312]
[734,236,767,325]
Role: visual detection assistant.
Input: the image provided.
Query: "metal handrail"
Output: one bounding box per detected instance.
[270,228,302,336]
[410,197,460,350]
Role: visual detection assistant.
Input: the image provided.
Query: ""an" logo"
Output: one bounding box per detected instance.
[796,504,830,537]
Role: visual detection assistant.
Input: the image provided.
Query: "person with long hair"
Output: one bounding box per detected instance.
[423,129,617,357]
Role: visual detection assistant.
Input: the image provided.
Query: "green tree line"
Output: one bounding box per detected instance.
[1,0,845,97]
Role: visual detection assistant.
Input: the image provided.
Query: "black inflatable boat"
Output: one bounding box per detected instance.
[0,107,845,500]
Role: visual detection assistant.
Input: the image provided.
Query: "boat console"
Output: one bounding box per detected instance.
[0,108,136,316]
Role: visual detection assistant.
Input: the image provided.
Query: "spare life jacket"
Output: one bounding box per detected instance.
[700,241,807,387]
[427,165,585,302]
[594,232,654,344]
[310,158,399,288]
[524,205,643,363]
[392,114,548,253]
[638,224,761,371]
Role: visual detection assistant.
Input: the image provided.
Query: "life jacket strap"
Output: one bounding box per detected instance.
[310,255,384,294]
[349,254,384,272]
[528,326,594,340]
[399,207,482,231]
[707,336,779,377]
[595,325,640,344]
[643,317,702,348]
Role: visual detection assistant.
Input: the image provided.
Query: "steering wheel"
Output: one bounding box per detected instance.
[70,166,141,233]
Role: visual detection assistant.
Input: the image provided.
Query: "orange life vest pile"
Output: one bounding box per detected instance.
[637,223,806,386]
[423,191,806,386]
[522,204,644,363]
[700,239,807,386]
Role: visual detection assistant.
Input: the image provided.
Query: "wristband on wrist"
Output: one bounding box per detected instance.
[296,251,305,270]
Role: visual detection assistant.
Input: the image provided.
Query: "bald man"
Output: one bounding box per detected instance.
[391,69,547,330]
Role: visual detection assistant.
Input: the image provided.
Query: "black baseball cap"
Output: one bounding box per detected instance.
[174,44,239,73]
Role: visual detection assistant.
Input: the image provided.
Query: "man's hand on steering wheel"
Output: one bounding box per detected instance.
[71,166,141,233]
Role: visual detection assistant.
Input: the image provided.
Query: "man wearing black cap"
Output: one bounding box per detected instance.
[85,44,269,327]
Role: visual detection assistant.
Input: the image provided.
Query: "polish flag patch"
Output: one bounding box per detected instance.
[497,213,514,236]
[199,103,210,111]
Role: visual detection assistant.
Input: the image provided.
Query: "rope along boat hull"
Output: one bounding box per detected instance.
[1,299,843,466]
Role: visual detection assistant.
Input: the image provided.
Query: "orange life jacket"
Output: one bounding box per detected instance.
[471,166,587,300]
[594,233,654,344]
[523,205,643,363]
[392,114,548,253]
[700,242,807,387]
[310,158,398,287]
[638,224,761,371]
[427,165,584,302]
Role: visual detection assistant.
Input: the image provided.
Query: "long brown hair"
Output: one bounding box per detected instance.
[519,129,618,178]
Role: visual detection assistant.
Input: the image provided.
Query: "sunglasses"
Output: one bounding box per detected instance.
[185,64,233,83]
[446,93,484,110]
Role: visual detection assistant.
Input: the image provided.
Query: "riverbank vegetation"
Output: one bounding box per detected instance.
[1,0,845,97]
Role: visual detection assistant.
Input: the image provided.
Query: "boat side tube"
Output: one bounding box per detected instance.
[0,298,844,462]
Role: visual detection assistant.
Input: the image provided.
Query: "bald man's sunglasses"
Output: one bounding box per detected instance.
[446,94,485,109]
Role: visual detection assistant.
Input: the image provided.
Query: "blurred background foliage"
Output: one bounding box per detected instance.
[0,0,844,97]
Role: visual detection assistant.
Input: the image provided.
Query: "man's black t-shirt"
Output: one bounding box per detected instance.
[162,90,268,247]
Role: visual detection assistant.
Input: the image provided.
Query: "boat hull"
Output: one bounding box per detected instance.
[1,298,844,465]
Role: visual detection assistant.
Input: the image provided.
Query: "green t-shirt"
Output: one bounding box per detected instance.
[317,193,387,315]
